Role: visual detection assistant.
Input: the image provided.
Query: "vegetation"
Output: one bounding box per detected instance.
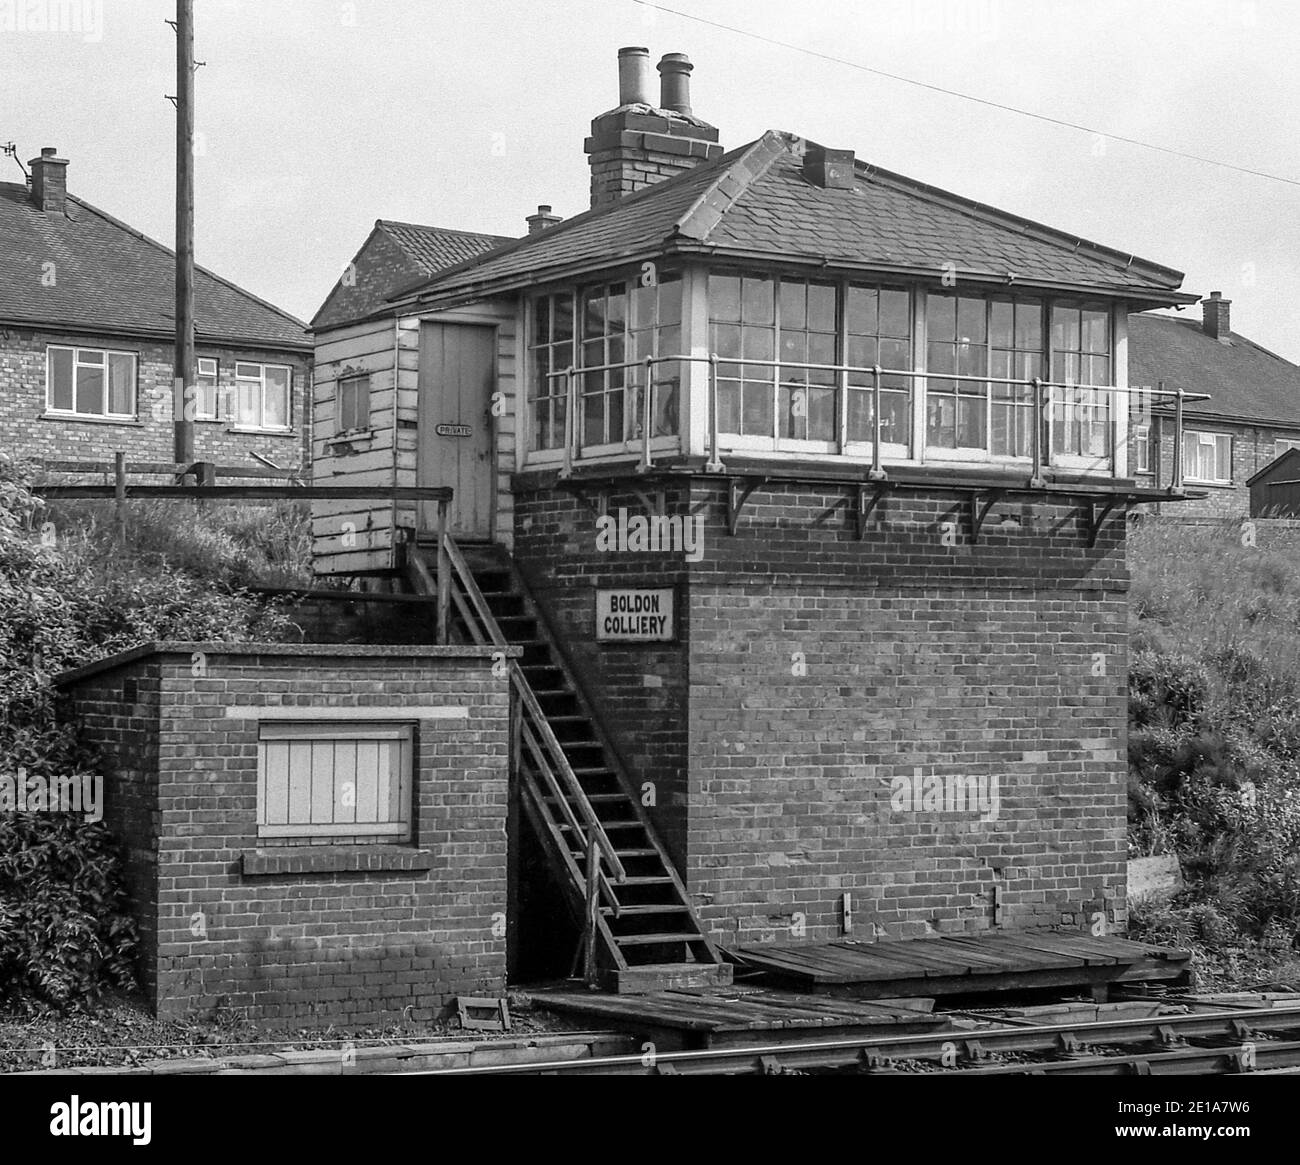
[1127,517,1300,987]
[0,456,302,1008]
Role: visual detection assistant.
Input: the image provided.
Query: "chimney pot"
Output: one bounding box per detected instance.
[28,146,68,213]
[657,52,694,116]
[617,46,652,106]
[1202,290,1231,341]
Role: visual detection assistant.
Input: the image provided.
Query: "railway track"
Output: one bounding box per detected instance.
[410,1002,1300,1076]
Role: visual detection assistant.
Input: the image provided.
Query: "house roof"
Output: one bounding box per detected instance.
[310,219,513,331]
[1128,312,1300,428]
[1247,446,1300,487]
[392,131,1191,314]
[0,180,309,350]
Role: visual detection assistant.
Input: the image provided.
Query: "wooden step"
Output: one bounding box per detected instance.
[607,963,734,994]
[603,904,690,916]
[613,933,703,946]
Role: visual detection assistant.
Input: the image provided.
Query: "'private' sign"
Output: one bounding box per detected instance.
[595,588,675,642]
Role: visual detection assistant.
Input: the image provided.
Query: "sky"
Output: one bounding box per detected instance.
[1,0,1298,357]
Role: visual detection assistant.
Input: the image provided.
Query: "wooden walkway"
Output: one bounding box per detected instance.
[724,931,1191,1002]
[531,985,947,1050]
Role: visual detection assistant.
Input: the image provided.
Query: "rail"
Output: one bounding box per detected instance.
[547,357,1210,489]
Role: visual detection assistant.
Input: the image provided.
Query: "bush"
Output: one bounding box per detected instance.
[0,456,298,1007]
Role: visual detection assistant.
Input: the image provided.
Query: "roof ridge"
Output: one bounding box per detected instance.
[854,160,1183,287]
[387,142,752,307]
[378,219,512,239]
[66,193,309,334]
[673,131,790,241]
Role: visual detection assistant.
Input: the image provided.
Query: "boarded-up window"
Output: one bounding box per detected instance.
[257,722,414,840]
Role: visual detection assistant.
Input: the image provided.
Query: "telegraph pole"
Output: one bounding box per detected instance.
[173,0,195,464]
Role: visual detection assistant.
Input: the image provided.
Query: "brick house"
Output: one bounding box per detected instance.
[1129,292,1300,518]
[304,46,1206,987]
[0,148,312,472]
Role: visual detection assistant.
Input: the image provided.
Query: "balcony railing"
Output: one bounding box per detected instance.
[545,356,1209,489]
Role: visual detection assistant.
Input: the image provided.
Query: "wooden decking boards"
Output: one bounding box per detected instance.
[722,931,1192,1002]
[531,985,947,1050]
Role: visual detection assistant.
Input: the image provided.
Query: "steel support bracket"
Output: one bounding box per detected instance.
[726,476,767,536]
[968,489,1006,545]
[1085,497,1126,548]
[855,481,889,539]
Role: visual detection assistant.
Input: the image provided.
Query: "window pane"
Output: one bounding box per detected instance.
[658,275,682,327]
[1051,306,1080,352]
[533,297,550,344]
[991,301,1014,348]
[742,381,773,435]
[741,277,775,325]
[710,274,742,323]
[108,354,134,415]
[928,295,956,342]
[847,286,877,335]
[237,379,259,426]
[554,294,574,342]
[48,348,73,410]
[264,367,289,427]
[606,286,626,333]
[1082,309,1109,353]
[807,282,836,332]
[583,288,605,340]
[957,297,986,342]
[741,326,773,361]
[76,362,104,414]
[1016,302,1043,347]
[880,289,909,338]
[779,280,806,330]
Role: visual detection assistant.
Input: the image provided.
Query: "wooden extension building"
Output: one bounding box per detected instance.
[306,48,1201,994]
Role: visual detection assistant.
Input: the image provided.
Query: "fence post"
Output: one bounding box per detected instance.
[560,368,575,480]
[705,354,724,473]
[639,355,654,473]
[1030,377,1045,487]
[436,496,450,645]
[1171,380,1184,491]
[113,452,126,540]
[868,364,886,480]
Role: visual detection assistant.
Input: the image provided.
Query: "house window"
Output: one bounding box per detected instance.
[777,279,838,441]
[1133,424,1151,474]
[46,346,136,419]
[529,274,681,453]
[257,722,414,841]
[337,373,370,434]
[1051,302,1112,458]
[195,357,219,420]
[1275,438,1300,459]
[1183,430,1231,484]
[529,292,575,451]
[711,273,776,437]
[845,284,912,447]
[926,295,1042,456]
[235,362,292,430]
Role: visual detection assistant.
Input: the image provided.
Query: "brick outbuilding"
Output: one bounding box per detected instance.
[55,642,514,1027]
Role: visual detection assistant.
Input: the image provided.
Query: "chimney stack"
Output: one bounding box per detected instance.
[1202,290,1231,341]
[803,144,856,190]
[526,204,562,235]
[584,48,723,209]
[29,147,68,213]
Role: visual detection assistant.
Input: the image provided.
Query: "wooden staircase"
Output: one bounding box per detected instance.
[410,538,729,994]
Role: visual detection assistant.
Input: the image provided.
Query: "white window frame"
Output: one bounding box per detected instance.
[233,361,293,432]
[1275,437,1300,459]
[195,357,220,421]
[257,721,414,842]
[1183,429,1232,485]
[336,373,371,435]
[1133,424,1151,474]
[45,345,137,420]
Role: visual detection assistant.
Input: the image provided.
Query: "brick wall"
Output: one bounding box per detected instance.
[1137,417,1300,520]
[58,644,510,1028]
[513,475,1129,946]
[0,326,312,473]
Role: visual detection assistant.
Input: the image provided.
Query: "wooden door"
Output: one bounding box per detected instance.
[417,322,496,539]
